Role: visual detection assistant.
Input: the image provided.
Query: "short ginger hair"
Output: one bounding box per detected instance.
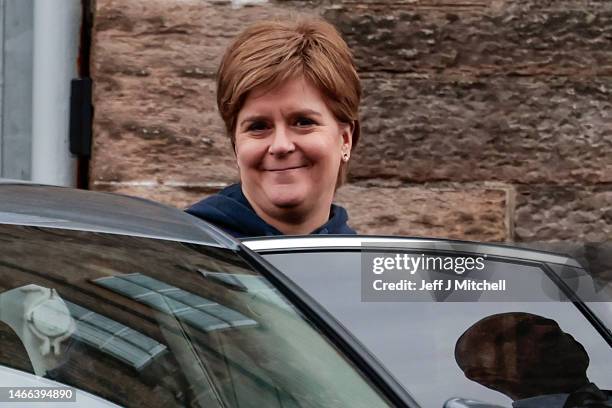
[216,16,362,186]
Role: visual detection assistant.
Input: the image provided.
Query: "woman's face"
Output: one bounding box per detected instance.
[234,76,352,218]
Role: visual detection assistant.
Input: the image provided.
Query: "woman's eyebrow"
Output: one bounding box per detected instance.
[239,115,267,127]
[239,109,322,127]
[290,109,322,118]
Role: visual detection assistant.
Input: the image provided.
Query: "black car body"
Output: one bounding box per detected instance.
[2,183,610,408]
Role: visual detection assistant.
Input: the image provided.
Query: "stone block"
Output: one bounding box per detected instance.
[335,184,509,241]
[324,1,612,75]
[515,186,612,242]
[352,76,612,184]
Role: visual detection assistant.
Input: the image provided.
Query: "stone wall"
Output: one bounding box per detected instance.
[90,0,612,242]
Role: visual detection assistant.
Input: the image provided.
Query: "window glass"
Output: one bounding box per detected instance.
[263,250,612,408]
[0,225,391,408]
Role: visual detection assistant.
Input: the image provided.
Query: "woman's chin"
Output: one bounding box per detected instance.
[266,189,309,209]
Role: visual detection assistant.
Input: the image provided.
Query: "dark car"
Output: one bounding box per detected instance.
[0,183,413,407]
[242,236,612,408]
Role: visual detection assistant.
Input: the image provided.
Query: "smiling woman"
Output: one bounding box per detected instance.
[186,17,362,238]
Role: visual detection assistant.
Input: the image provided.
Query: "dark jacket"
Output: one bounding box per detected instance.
[185,183,356,238]
[512,384,612,408]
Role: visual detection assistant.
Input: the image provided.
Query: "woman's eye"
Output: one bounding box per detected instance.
[295,117,316,127]
[247,122,268,132]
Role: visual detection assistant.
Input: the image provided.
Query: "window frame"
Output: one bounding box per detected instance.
[242,236,612,348]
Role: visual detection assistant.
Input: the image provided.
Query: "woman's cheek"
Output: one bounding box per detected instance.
[236,139,266,168]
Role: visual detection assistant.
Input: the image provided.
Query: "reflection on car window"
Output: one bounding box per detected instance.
[94,274,258,331]
[0,225,391,408]
[263,250,612,408]
[455,312,612,408]
[67,300,167,370]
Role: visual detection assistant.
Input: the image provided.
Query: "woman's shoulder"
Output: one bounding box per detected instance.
[315,204,356,235]
[185,184,281,238]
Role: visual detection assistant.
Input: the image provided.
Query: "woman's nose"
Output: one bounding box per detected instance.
[268,125,295,156]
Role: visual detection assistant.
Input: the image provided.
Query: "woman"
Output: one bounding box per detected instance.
[186,17,361,238]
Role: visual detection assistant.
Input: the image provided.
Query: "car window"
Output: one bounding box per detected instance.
[261,249,612,408]
[0,224,393,408]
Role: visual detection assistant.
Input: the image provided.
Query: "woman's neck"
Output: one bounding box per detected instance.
[243,190,332,235]
[262,205,331,235]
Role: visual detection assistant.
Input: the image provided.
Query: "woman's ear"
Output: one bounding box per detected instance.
[341,121,354,152]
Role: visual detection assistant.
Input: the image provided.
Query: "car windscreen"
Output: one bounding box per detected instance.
[0,224,392,408]
[261,249,612,408]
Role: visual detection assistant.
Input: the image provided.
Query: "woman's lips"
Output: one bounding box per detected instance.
[264,165,308,172]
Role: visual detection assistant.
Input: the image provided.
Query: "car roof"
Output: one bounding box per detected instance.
[241,235,582,268]
[0,182,236,248]
[0,181,580,267]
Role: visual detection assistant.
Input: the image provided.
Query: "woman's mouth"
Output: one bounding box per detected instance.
[264,165,308,172]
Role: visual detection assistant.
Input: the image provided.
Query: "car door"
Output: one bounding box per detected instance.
[243,236,612,408]
[0,223,417,407]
